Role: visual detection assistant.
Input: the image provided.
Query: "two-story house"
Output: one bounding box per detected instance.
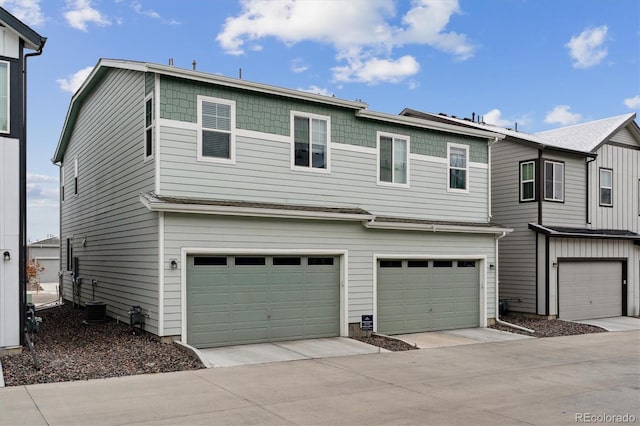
[402,109,639,321]
[0,7,46,352]
[53,59,510,349]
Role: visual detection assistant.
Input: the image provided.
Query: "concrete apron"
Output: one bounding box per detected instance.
[393,327,534,349]
[574,316,640,332]
[191,337,387,368]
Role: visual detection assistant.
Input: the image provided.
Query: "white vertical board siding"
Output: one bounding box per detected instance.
[161,214,497,336]
[547,238,639,316]
[0,137,20,348]
[542,152,587,227]
[158,126,490,223]
[60,69,160,333]
[491,140,539,313]
[589,144,639,232]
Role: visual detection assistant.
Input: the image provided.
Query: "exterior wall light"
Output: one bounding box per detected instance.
[170,259,178,269]
[3,251,10,261]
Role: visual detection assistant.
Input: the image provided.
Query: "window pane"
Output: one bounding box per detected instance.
[202,102,230,131]
[273,257,302,266]
[146,129,153,156]
[380,260,402,268]
[145,99,153,127]
[544,162,553,198]
[311,118,326,147]
[234,256,266,266]
[521,162,533,180]
[407,260,429,267]
[0,63,7,132]
[294,116,310,167]
[433,260,453,267]
[450,147,466,168]
[194,256,227,266]
[450,169,466,189]
[379,136,392,182]
[522,181,534,200]
[394,139,407,183]
[600,188,612,205]
[202,130,230,158]
[600,169,612,187]
[308,257,334,266]
[554,163,564,200]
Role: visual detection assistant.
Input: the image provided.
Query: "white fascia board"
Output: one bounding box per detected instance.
[140,194,374,222]
[355,110,505,140]
[364,220,512,234]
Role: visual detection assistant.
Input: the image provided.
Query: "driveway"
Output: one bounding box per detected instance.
[2,330,638,425]
[575,316,640,331]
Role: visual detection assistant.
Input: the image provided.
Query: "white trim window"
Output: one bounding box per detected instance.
[60,164,65,202]
[197,95,235,163]
[144,95,154,159]
[291,111,330,172]
[543,160,564,202]
[377,132,409,186]
[0,61,9,133]
[599,168,613,207]
[520,161,535,201]
[447,143,469,192]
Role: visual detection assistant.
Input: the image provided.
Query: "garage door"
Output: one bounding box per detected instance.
[187,255,340,348]
[377,259,479,335]
[558,261,622,321]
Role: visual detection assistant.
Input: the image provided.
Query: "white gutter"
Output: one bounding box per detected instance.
[494,232,535,333]
[364,219,512,235]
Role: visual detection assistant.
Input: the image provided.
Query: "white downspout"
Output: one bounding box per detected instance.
[495,231,535,333]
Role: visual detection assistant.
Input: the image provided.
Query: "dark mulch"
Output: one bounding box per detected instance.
[490,312,607,338]
[352,334,418,351]
[0,304,203,386]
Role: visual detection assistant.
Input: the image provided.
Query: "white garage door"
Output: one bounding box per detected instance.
[558,261,622,321]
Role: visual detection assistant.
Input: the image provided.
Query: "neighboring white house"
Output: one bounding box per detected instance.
[53,59,511,349]
[403,109,640,320]
[0,7,46,352]
[27,237,60,283]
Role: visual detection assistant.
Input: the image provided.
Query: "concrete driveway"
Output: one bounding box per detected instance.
[2,330,638,426]
[393,327,533,349]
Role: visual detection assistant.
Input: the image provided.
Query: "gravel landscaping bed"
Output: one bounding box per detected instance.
[352,334,418,351]
[490,312,607,337]
[0,304,203,387]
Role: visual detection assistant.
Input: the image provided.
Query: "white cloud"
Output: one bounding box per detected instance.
[216,0,472,84]
[483,109,511,127]
[566,25,608,69]
[64,0,110,31]
[291,58,308,73]
[130,0,179,24]
[28,173,58,183]
[0,0,45,26]
[544,105,582,125]
[56,66,93,94]
[623,95,640,109]
[298,85,333,97]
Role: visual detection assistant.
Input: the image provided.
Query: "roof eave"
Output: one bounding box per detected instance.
[0,7,46,50]
[365,220,512,234]
[528,223,640,241]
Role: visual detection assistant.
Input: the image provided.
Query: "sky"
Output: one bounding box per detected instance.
[0,0,637,241]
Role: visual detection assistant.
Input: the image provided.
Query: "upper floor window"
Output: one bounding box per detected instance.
[377,132,408,186]
[60,164,65,202]
[197,95,235,163]
[145,96,153,158]
[599,168,613,207]
[0,61,8,133]
[448,143,469,191]
[292,111,329,171]
[543,160,564,202]
[74,157,78,195]
[520,160,536,202]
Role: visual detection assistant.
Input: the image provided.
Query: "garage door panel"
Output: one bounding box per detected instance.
[188,255,339,348]
[378,260,479,335]
[559,261,622,321]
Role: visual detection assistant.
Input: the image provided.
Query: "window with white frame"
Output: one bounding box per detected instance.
[378,132,408,185]
[599,168,613,207]
[0,61,8,133]
[197,96,235,162]
[145,96,153,158]
[543,160,564,201]
[448,144,468,191]
[60,164,65,202]
[292,112,329,170]
[520,160,536,201]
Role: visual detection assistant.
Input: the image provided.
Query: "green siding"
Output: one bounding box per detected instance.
[159,75,487,163]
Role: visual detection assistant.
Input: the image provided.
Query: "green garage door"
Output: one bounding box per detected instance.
[187,255,340,348]
[558,261,622,321]
[377,259,479,335]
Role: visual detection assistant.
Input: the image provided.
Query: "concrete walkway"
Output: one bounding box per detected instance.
[1,330,638,426]
[394,327,533,349]
[575,316,640,332]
